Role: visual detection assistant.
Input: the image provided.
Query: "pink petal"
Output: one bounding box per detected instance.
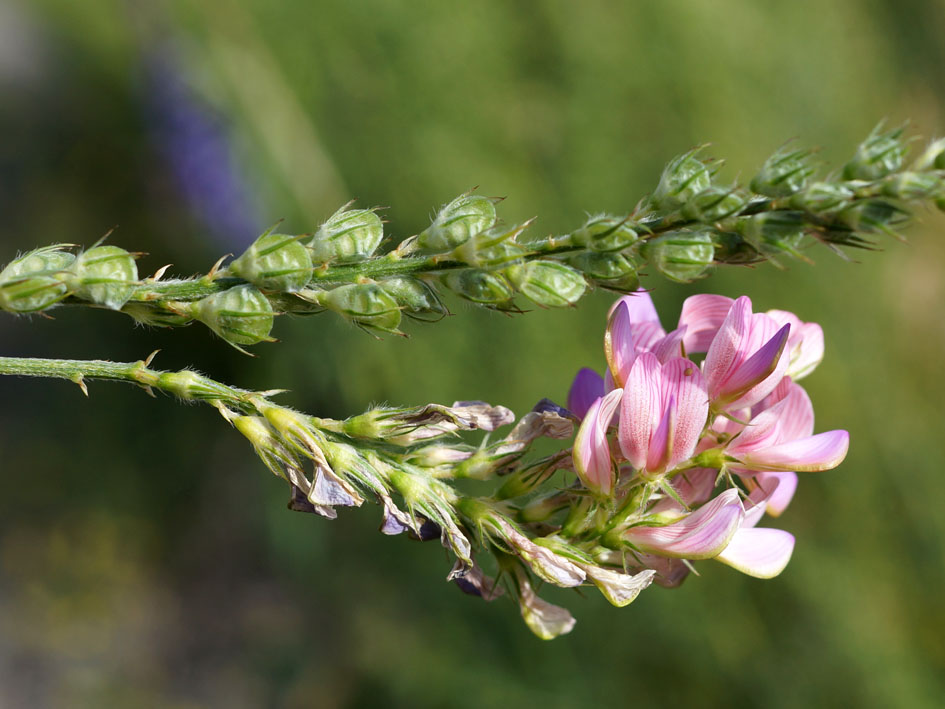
[567,367,605,420]
[651,326,687,362]
[646,395,675,472]
[608,290,661,324]
[660,357,710,470]
[703,296,752,397]
[715,528,795,578]
[624,488,743,559]
[755,471,798,517]
[618,352,661,470]
[734,430,849,473]
[604,302,636,387]
[771,382,814,441]
[679,294,734,353]
[768,311,824,381]
[573,389,623,494]
[723,324,791,409]
[650,467,717,516]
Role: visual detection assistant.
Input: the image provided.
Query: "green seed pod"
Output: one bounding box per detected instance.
[641,229,715,283]
[682,186,749,222]
[310,206,384,264]
[229,232,313,292]
[379,276,447,321]
[750,147,816,197]
[569,215,638,252]
[65,245,138,309]
[505,260,586,308]
[735,212,809,259]
[843,123,907,181]
[442,268,514,305]
[417,193,498,252]
[191,284,275,347]
[789,181,855,214]
[121,302,195,328]
[838,199,910,235]
[936,151,945,170]
[882,172,942,200]
[568,251,639,290]
[651,148,713,211]
[712,231,762,265]
[936,196,945,213]
[0,245,75,313]
[319,283,402,334]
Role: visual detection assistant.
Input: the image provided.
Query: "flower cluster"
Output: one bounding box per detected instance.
[569,291,848,583]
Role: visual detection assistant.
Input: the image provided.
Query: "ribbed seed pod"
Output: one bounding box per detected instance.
[882,172,943,200]
[505,261,586,307]
[318,283,403,334]
[229,232,313,292]
[736,212,808,259]
[0,245,75,313]
[568,251,639,291]
[843,124,907,181]
[651,149,713,211]
[191,284,275,347]
[417,194,498,252]
[789,182,854,214]
[682,186,748,222]
[750,148,816,197]
[442,269,514,305]
[641,229,715,282]
[569,215,638,252]
[66,245,138,309]
[310,206,384,264]
[379,276,447,321]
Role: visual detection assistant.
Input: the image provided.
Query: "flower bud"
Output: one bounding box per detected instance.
[735,211,808,258]
[309,205,384,263]
[681,186,748,222]
[651,148,713,211]
[318,282,402,334]
[0,245,75,313]
[505,260,586,308]
[789,181,854,213]
[191,284,275,347]
[379,276,447,320]
[568,251,639,291]
[640,229,714,282]
[417,193,499,251]
[882,171,942,200]
[569,215,638,252]
[229,231,312,292]
[750,147,816,197]
[65,245,138,310]
[442,268,514,305]
[843,124,907,181]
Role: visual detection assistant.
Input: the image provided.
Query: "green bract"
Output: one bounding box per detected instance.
[641,230,714,282]
[505,261,586,308]
[310,206,384,263]
[0,245,75,313]
[66,245,138,310]
[417,193,498,252]
[230,232,313,292]
[191,284,275,347]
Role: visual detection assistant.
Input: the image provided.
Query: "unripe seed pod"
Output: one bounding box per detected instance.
[750,148,816,197]
[191,284,274,347]
[712,231,762,265]
[319,283,402,334]
[843,124,907,181]
[66,245,138,309]
[310,206,384,263]
[936,151,945,170]
[569,215,638,252]
[0,245,75,313]
[652,149,713,211]
[936,196,945,213]
[505,260,586,308]
[379,276,447,320]
[122,302,194,327]
[569,251,639,290]
[838,199,909,234]
[641,229,715,283]
[442,268,514,305]
[230,232,313,292]
[736,212,808,258]
[882,172,942,200]
[417,193,498,251]
[789,182,854,214]
[682,187,748,222]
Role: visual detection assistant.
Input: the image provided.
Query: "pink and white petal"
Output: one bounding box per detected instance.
[727,402,788,456]
[646,395,675,473]
[771,382,814,441]
[573,389,622,494]
[624,488,743,559]
[651,326,687,363]
[715,527,795,578]
[788,322,824,380]
[736,430,849,472]
[742,480,778,528]
[618,352,661,470]
[605,302,636,387]
[608,290,662,324]
[660,357,710,469]
[649,467,717,516]
[755,472,798,517]
[679,294,734,353]
[632,320,669,354]
[581,565,655,607]
[704,296,752,398]
[723,324,792,410]
[567,367,605,420]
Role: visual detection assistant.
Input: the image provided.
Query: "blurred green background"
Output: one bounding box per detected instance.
[1,0,944,706]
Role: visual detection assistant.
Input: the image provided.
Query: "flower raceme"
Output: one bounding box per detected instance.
[569,291,848,581]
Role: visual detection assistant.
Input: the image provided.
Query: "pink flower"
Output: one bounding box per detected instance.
[618,353,709,477]
[715,481,795,578]
[573,388,623,495]
[567,367,605,420]
[703,296,792,410]
[766,309,824,380]
[604,291,687,387]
